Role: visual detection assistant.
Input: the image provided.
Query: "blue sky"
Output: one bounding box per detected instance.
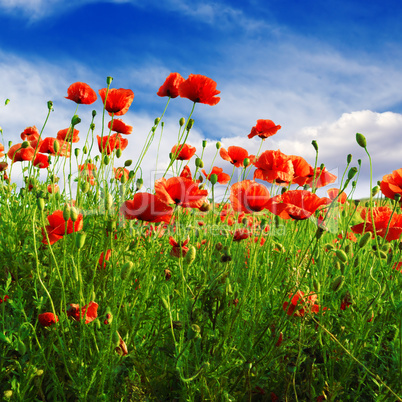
[1,0,402,199]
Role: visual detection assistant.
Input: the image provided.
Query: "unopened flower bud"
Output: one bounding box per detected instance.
[210,173,218,185]
[347,154,352,164]
[124,159,132,167]
[90,123,95,131]
[53,139,60,153]
[186,119,194,130]
[74,148,80,157]
[154,117,161,125]
[81,182,90,193]
[105,193,113,210]
[358,232,371,248]
[331,275,345,292]
[71,115,81,126]
[195,158,204,168]
[47,101,53,110]
[21,141,30,149]
[216,142,221,150]
[243,158,250,167]
[63,204,71,220]
[179,117,185,126]
[202,140,207,148]
[336,249,348,263]
[37,197,45,211]
[76,231,87,249]
[136,178,143,191]
[356,133,367,148]
[371,186,380,197]
[103,155,110,165]
[185,246,196,265]
[70,207,79,222]
[311,140,318,152]
[116,148,122,158]
[92,110,97,118]
[106,76,113,85]
[83,145,88,154]
[347,167,358,181]
[5,99,10,106]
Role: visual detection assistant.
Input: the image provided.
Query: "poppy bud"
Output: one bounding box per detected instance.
[5,99,10,106]
[210,174,218,185]
[195,158,204,168]
[37,197,45,211]
[347,154,352,164]
[311,140,318,152]
[358,232,371,248]
[378,250,387,259]
[116,148,122,158]
[47,101,53,110]
[53,139,60,153]
[281,187,287,195]
[202,140,207,148]
[136,178,143,191]
[70,207,79,222]
[186,119,194,130]
[198,175,204,183]
[105,193,113,210]
[335,249,348,263]
[74,148,80,157]
[371,186,380,197]
[356,133,367,148]
[179,117,185,126]
[106,76,113,85]
[154,117,161,125]
[71,115,81,126]
[330,275,345,292]
[347,167,358,181]
[92,110,97,118]
[81,182,90,193]
[395,194,401,202]
[104,307,113,325]
[76,231,86,249]
[243,158,250,167]
[103,155,110,166]
[63,204,71,220]
[124,159,132,167]
[199,184,205,190]
[216,142,221,150]
[185,246,196,265]
[121,261,134,280]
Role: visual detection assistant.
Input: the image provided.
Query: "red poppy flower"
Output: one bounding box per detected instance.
[169,236,190,258]
[288,155,313,185]
[99,249,112,269]
[380,168,402,201]
[180,165,193,180]
[39,137,71,157]
[97,134,128,155]
[233,228,250,242]
[302,167,337,189]
[7,144,35,163]
[247,119,281,140]
[350,206,402,241]
[38,312,59,327]
[230,180,271,214]
[65,82,97,105]
[120,192,174,223]
[171,143,196,161]
[155,177,208,209]
[178,74,220,106]
[268,190,331,220]
[57,128,80,143]
[108,118,133,135]
[33,153,49,169]
[67,301,98,324]
[113,167,129,182]
[47,184,59,194]
[20,126,42,148]
[253,150,294,184]
[157,72,185,98]
[327,188,347,204]
[282,291,320,317]
[219,146,249,168]
[79,163,97,185]
[202,166,230,184]
[42,209,84,245]
[0,161,8,171]
[0,143,4,157]
[98,88,134,116]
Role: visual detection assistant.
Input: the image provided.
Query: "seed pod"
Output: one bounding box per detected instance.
[336,249,348,263]
[358,232,371,248]
[202,140,207,148]
[331,275,345,292]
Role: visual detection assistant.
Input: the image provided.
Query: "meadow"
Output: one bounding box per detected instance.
[0,74,402,401]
